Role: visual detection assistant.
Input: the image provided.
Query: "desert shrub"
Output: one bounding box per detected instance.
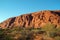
[55,36,60,40]
[49,31,57,38]
[41,23,56,32]
[0,28,13,40]
[0,28,5,40]
[41,23,57,37]
[4,35,13,40]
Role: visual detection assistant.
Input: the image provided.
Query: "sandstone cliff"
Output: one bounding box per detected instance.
[0,10,60,28]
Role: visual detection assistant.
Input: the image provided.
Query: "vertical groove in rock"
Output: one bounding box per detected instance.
[8,17,16,27]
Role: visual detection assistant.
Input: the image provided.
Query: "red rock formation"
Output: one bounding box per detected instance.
[0,10,60,29]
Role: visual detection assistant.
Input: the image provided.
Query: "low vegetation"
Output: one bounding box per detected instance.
[0,23,60,40]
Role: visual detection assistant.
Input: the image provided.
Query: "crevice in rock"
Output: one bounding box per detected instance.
[8,17,16,27]
[49,16,51,22]
[23,22,26,27]
[51,11,60,16]
[58,19,60,23]
[27,14,33,25]
[29,14,33,21]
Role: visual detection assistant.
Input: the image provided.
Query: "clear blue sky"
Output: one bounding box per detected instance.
[0,0,60,22]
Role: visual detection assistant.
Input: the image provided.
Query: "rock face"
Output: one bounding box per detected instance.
[0,10,60,28]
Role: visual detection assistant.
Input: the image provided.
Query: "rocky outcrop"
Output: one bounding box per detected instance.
[0,10,60,29]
